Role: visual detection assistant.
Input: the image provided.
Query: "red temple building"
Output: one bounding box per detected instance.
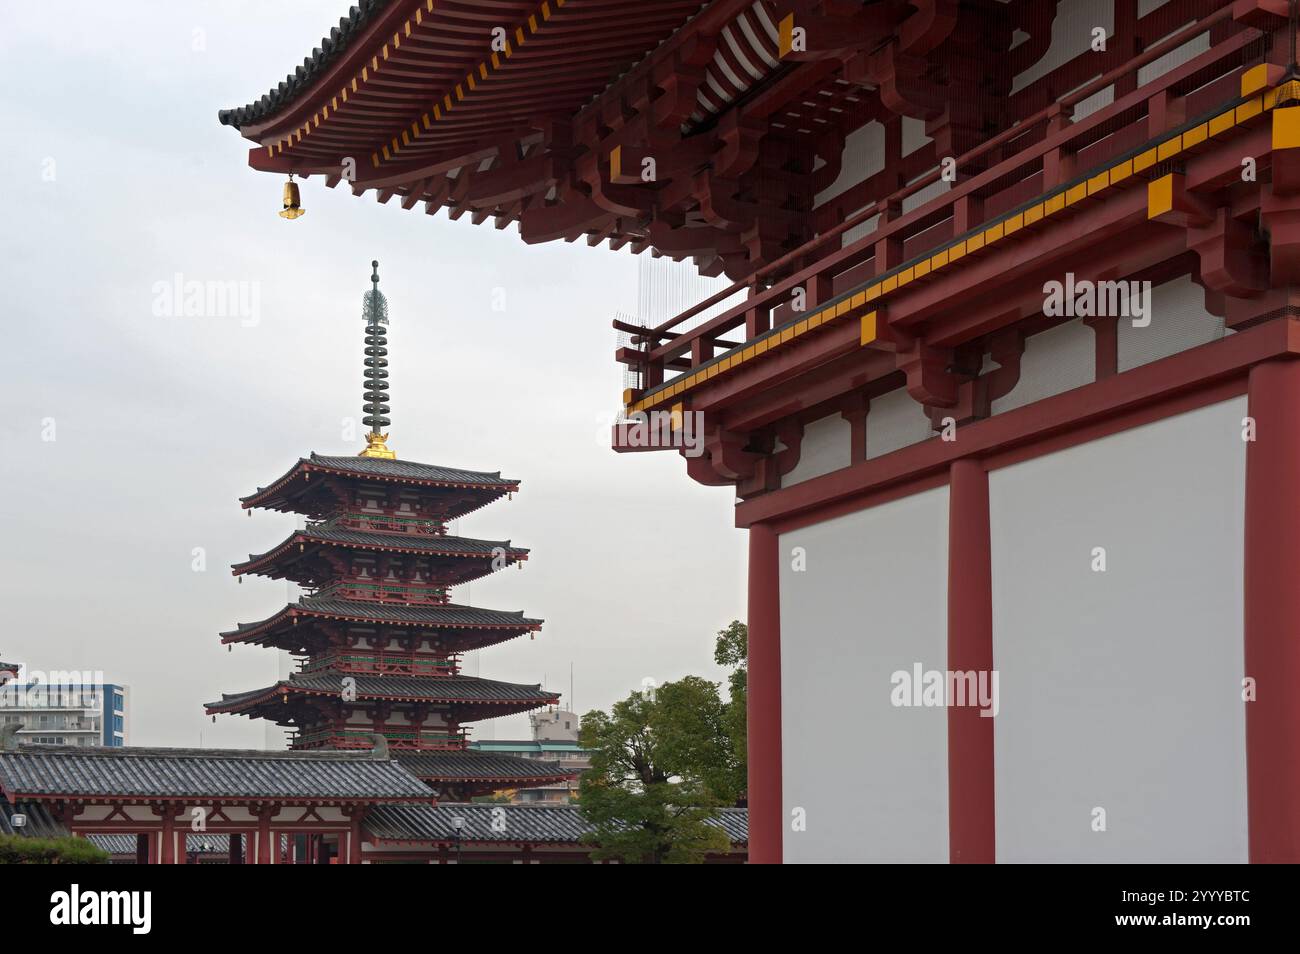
[219,1,1300,864]
[206,262,570,800]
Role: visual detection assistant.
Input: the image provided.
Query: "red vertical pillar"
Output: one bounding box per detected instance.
[256,812,271,865]
[159,816,176,865]
[1244,360,1300,862]
[947,458,996,863]
[747,522,782,864]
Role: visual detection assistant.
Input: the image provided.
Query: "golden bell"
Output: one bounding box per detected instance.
[279,177,305,219]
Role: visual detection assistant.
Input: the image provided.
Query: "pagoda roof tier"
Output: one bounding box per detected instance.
[0,744,431,804]
[394,751,573,787]
[206,673,560,720]
[241,452,518,520]
[221,597,542,648]
[232,526,527,584]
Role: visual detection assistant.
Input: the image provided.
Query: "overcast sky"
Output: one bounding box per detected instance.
[0,1,746,747]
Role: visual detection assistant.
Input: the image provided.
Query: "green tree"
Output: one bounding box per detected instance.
[715,620,748,798]
[579,677,735,863]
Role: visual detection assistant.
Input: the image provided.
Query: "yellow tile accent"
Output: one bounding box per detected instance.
[1045,193,1066,215]
[850,291,866,308]
[795,319,809,335]
[1237,96,1263,123]
[1274,106,1300,150]
[516,27,526,45]
[622,388,634,405]
[1147,174,1174,220]
[883,275,898,293]
[1208,110,1236,137]
[865,285,881,302]
[1265,87,1279,110]
[529,14,539,32]
[897,266,915,287]
[835,300,850,317]
[467,73,477,91]
[860,311,878,346]
[916,258,932,277]
[1133,148,1158,172]
[1182,123,1208,149]
[1024,204,1044,226]
[1065,183,1088,205]
[670,403,683,431]
[480,63,489,80]
[492,52,502,69]
[707,365,720,378]
[810,312,824,328]
[1156,136,1181,161]
[1109,159,1133,183]
[743,346,757,360]
[780,328,794,343]
[757,339,770,354]
[967,233,985,252]
[931,248,949,268]
[1242,63,1270,97]
[949,241,968,262]
[1087,171,1109,195]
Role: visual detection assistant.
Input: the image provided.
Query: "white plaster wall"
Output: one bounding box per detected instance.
[780,485,950,863]
[867,386,933,459]
[992,317,1095,415]
[988,396,1248,862]
[782,413,851,487]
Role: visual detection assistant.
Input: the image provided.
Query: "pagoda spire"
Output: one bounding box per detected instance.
[359,259,395,459]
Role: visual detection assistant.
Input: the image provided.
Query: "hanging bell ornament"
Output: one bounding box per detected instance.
[279,174,305,219]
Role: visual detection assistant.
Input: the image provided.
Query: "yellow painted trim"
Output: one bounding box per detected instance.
[1147,174,1174,220]
[850,291,866,308]
[931,248,949,268]
[1044,193,1066,215]
[1208,110,1236,137]
[1156,136,1181,161]
[1182,123,1208,149]
[1109,158,1133,183]
[1002,213,1023,236]
[865,285,881,302]
[795,319,809,335]
[882,275,898,293]
[860,311,877,346]
[1274,106,1300,150]
[897,266,915,287]
[1087,171,1109,195]
[949,240,968,262]
[1132,148,1158,172]
[778,13,795,58]
[1024,204,1044,226]
[1065,183,1088,205]
[1242,63,1270,97]
[1237,96,1263,123]
[835,300,850,317]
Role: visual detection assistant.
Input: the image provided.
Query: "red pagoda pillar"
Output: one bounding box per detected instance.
[946,458,995,863]
[747,523,781,864]
[1244,359,1300,862]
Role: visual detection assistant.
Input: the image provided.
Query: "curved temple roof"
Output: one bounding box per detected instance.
[206,672,560,713]
[242,452,519,519]
[233,526,528,576]
[221,597,542,643]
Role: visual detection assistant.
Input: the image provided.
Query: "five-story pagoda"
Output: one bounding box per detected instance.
[207,262,570,800]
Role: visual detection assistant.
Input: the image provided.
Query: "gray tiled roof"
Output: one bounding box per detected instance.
[241,453,517,509]
[207,673,559,711]
[234,527,527,573]
[218,0,400,129]
[0,745,433,802]
[395,751,573,783]
[87,833,231,856]
[0,796,66,837]
[221,598,542,640]
[366,803,749,845]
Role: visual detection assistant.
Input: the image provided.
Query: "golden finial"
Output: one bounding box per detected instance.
[360,431,396,459]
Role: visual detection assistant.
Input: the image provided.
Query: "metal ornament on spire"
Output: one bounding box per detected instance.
[359,260,396,459]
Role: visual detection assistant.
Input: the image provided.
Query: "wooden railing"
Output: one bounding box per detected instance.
[615,8,1267,401]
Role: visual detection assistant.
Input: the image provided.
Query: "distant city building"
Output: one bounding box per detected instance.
[0,680,128,747]
[472,709,589,804]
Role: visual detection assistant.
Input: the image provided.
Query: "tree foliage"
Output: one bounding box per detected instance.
[577,621,750,863]
[0,834,110,864]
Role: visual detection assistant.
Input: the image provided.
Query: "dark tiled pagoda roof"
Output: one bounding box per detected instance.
[233,526,528,575]
[241,452,518,518]
[221,597,542,643]
[206,673,559,713]
[87,833,229,857]
[0,744,432,803]
[395,751,572,784]
[218,0,400,129]
[366,803,749,846]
